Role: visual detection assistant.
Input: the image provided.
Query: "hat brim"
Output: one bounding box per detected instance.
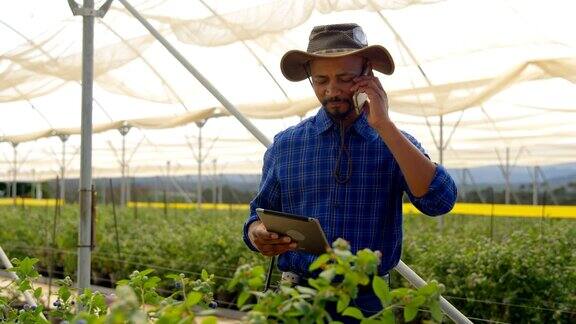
[280,45,395,82]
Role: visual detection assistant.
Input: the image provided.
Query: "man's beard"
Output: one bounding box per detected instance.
[321,97,354,120]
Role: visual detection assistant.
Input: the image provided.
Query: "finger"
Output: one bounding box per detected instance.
[275,242,299,254]
[254,235,293,245]
[253,226,279,240]
[260,243,297,256]
[356,86,384,102]
[372,77,384,90]
[350,79,381,93]
[352,75,378,85]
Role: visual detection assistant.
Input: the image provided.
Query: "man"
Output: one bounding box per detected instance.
[242,23,457,317]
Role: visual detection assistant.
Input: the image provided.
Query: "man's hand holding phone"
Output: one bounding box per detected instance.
[350,62,391,129]
[248,221,298,256]
[353,65,370,115]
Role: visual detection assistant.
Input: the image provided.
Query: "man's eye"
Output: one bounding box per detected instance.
[314,79,327,85]
[339,78,354,83]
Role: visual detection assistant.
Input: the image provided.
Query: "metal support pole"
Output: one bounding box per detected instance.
[464,169,486,204]
[119,124,131,207]
[531,166,538,205]
[505,147,510,204]
[460,168,467,201]
[535,167,559,205]
[394,260,472,324]
[31,169,36,198]
[212,159,217,204]
[218,173,223,204]
[118,0,271,148]
[11,143,18,199]
[196,121,205,211]
[59,134,70,204]
[67,0,107,293]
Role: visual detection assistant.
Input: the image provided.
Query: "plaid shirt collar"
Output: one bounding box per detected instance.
[315,107,377,141]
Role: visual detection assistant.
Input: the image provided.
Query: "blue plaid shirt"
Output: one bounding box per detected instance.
[243,108,457,277]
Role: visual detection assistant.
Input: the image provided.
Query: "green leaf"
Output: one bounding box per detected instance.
[91,293,108,316]
[33,287,42,299]
[390,288,411,299]
[139,269,155,276]
[404,304,418,322]
[409,295,426,309]
[143,276,161,289]
[248,277,264,289]
[116,279,129,286]
[418,282,438,296]
[227,277,239,290]
[309,254,330,271]
[342,307,364,320]
[201,269,209,281]
[429,300,443,322]
[186,291,203,306]
[252,266,265,277]
[201,316,218,324]
[58,286,71,302]
[295,286,317,296]
[165,274,180,280]
[319,268,336,281]
[373,275,391,306]
[337,294,351,313]
[381,308,395,324]
[18,280,32,292]
[308,278,328,290]
[238,290,251,307]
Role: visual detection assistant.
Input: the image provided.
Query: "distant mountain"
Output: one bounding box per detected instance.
[448,163,576,187]
[126,163,576,190]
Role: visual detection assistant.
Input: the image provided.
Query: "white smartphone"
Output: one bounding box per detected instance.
[353,65,370,115]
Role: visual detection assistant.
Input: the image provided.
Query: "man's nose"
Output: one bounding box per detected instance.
[325,80,342,96]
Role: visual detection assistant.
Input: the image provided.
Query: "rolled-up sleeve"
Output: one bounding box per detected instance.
[406,164,457,216]
[399,132,457,216]
[243,140,282,251]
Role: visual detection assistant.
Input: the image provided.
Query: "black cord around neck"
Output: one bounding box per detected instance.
[333,121,352,184]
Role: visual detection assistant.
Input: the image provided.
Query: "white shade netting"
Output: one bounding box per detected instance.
[1,0,575,182]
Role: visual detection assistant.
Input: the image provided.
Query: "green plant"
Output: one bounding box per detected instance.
[230,238,443,323]
[0,257,46,323]
[0,258,218,323]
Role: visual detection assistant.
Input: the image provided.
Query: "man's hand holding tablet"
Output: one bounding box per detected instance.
[248,221,298,256]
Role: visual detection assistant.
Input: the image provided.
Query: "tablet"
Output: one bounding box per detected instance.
[256,208,330,255]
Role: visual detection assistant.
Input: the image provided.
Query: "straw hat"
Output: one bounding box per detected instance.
[280,23,395,82]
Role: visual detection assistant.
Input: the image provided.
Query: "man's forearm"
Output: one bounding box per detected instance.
[375,121,436,197]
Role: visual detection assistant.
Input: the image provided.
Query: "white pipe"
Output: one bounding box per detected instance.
[394,260,472,324]
[0,246,47,320]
